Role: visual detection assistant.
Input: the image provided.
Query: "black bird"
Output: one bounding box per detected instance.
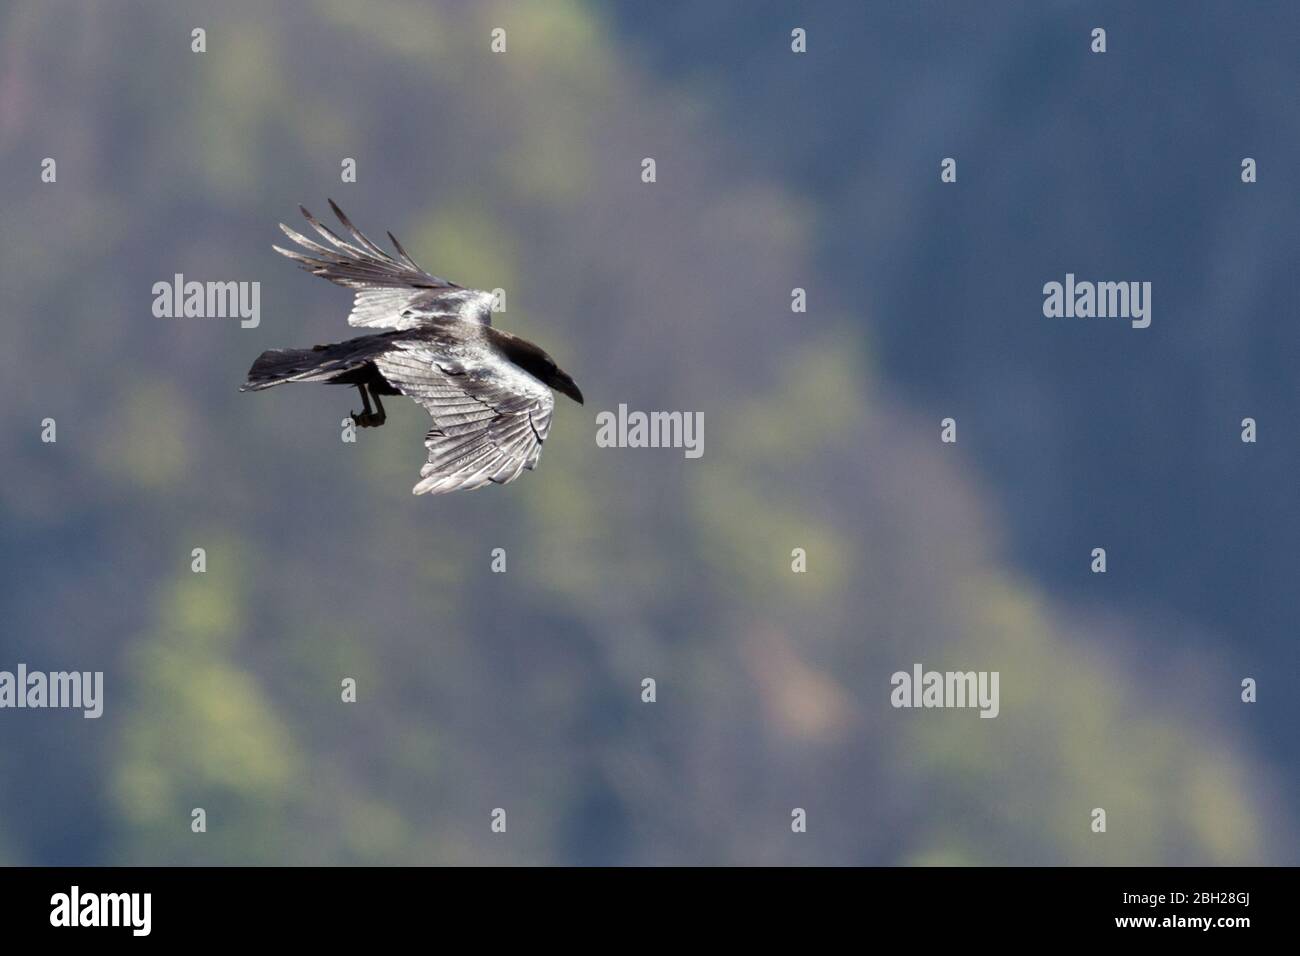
[241,201,583,495]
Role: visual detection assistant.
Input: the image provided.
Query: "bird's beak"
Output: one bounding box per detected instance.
[553,369,583,405]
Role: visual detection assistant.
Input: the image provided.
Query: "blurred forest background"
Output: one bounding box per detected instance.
[0,1,1295,864]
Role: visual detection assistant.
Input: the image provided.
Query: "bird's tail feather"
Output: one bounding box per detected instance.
[240,334,395,391]
[240,348,336,391]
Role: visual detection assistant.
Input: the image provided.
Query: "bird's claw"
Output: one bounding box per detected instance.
[350,410,386,428]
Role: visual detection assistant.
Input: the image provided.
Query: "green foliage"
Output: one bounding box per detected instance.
[112,536,304,863]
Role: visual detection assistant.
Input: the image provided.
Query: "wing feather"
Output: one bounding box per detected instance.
[373,342,554,495]
[273,201,494,329]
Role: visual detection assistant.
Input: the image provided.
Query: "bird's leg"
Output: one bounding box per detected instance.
[370,391,387,427]
[350,384,378,428]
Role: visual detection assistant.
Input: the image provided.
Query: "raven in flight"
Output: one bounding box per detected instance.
[241,201,583,495]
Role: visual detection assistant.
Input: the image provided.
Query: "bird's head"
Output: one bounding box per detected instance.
[546,362,584,405]
[490,328,584,405]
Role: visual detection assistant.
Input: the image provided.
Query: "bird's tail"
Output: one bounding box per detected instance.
[240,348,331,391]
[240,333,396,392]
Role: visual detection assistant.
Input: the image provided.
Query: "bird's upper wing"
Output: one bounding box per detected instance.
[273,200,494,330]
[373,339,554,495]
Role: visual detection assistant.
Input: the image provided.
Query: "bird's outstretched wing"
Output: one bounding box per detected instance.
[273,200,494,330]
[374,340,554,495]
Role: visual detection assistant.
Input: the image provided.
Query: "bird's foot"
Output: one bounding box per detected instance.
[350,409,386,428]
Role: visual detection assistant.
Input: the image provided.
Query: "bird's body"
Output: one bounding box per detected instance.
[241,201,582,495]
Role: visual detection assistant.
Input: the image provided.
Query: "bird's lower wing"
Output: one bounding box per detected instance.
[374,344,554,495]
